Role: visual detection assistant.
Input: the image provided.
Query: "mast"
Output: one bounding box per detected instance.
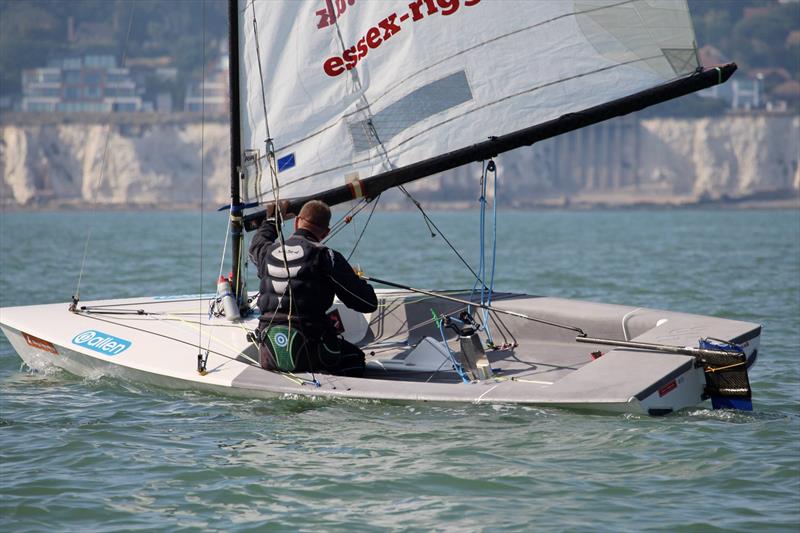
[243,63,737,231]
[227,0,245,305]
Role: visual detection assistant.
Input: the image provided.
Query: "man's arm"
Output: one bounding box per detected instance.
[328,250,378,313]
[248,201,291,275]
[248,218,280,276]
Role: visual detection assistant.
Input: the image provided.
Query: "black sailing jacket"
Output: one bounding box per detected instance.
[248,219,378,335]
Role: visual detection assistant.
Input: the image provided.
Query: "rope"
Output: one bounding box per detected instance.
[705,361,747,374]
[433,310,471,384]
[493,375,554,385]
[250,3,272,144]
[469,160,498,346]
[470,163,486,315]
[248,3,302,369]
[327,274,380,309]
[485,160,498,345]
[253,8,327,385]
[487,310,518,348]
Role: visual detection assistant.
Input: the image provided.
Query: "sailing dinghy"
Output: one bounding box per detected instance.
[0,0,760,415]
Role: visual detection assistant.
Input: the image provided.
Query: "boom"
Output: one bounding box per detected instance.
[244,63,736,231]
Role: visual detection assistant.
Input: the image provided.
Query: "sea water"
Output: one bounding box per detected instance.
[1,209,798,532]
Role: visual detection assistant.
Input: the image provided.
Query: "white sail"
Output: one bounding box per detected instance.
[237,0,699,202]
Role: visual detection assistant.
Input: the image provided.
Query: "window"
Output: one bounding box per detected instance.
[64,71,81,84]
[64,87,80,100]
[83,86,101,99]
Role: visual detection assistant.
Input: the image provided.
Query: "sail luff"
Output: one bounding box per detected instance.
[243,63,736,231]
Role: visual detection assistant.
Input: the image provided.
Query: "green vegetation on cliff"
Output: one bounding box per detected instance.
[692,0,799,74]
[1,0,797,110]
[0,0,227,99]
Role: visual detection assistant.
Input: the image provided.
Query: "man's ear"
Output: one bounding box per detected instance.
[322,227,330,239]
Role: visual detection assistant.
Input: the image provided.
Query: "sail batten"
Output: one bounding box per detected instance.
[236,0,727,222]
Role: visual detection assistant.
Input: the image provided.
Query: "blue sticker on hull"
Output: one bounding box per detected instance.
[72,330,131,356]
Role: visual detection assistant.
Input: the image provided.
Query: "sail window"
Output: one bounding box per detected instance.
[575,0,698,78]
[348,70,473,152]
[662,48,698,76]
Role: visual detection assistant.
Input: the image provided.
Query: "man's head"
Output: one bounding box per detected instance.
[295,200,331,240]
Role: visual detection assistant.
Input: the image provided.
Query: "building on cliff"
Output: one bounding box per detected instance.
[184,45,229,114]
[21,55,143,113]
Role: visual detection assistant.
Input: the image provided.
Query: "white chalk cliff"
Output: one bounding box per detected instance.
[1,114,797,207]
[0,121,230,206]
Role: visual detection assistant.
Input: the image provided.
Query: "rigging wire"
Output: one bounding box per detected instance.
[208,195,233,319]
[346,195,381,262]
[324,199,372,241]
[397,185,486,288]
[326,200,364,238]
[363,275,587,336]
[398,185,436,237]
[216,218,232,282]
[75,309,317,387]
[71,3,136,309]
[198,0,210,372]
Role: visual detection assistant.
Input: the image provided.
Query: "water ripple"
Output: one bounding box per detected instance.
[2,210,799,531]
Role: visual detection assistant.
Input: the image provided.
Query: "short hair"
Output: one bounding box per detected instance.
[298,200,331,229]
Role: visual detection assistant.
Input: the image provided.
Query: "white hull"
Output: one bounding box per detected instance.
[0,290,760,415]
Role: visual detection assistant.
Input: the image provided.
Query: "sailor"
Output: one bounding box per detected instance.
[249,200,378,377]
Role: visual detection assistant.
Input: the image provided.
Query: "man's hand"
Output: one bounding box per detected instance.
[264,200,294,220]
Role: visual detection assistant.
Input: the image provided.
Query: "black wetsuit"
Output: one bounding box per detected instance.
[248,218,377,376]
